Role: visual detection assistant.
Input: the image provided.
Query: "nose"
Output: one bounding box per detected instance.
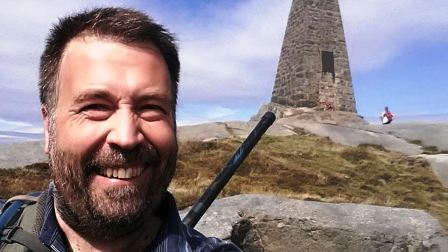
[106,109,144,150]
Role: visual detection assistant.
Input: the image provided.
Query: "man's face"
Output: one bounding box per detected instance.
[43,37,177,239]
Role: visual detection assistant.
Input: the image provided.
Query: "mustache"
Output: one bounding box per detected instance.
[84,143,159,172]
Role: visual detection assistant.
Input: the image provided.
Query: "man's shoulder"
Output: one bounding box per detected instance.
[153,192,241,251]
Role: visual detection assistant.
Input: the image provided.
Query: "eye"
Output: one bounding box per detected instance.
[80,104,113,120]
[138,104,167,121]
[82,104,110,111]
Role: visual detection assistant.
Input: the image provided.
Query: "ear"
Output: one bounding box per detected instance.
[41,105,50,154]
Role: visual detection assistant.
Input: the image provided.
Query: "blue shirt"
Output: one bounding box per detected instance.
[37,184,241,252]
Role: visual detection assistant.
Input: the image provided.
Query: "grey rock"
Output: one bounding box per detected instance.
[360,123,448,152]
[251,103,424,155]
[278,120,423,155]
[187,194,448,252]
[418,154,448,187]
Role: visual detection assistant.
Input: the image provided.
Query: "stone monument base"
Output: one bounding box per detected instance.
[251,102,367,127]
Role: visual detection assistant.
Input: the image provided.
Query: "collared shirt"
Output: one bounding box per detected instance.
[38,184,241,252]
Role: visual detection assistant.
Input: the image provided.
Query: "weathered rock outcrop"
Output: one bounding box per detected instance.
[185,194,448,251]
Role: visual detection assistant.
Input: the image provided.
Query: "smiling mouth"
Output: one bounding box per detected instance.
[99,166,145,179]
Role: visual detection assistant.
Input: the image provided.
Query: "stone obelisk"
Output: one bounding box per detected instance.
[271,0,356,112]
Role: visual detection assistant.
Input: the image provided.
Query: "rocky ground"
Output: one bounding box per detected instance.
[2,103,448,188]
[179,104,448,188]
[2,103,448,250]
[182,194,448,251]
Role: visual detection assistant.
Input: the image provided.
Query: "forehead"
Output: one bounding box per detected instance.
[57,37,171,99]
[61,36,167,70]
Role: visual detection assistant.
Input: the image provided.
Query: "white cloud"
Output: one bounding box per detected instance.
[0,2,145,94]
[0,135,19,139]
[1,0,448,131]
[0,0,137,128]
[0,118,42,133]
[340,0,448,72]
[174,0,448,106]
[205,107,236,120]
[174,0,291,104]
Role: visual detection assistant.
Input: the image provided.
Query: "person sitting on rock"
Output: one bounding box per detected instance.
[381,106,394,125]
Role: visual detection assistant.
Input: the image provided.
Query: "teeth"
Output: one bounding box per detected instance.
[125,168,132,179]
[118,168,126,179]
[106,168,113,178]
[101,167,144,179]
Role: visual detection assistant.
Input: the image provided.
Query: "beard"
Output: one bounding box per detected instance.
[48,123,177,240]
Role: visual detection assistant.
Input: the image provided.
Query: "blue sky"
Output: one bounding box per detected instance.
[1,0,448,143]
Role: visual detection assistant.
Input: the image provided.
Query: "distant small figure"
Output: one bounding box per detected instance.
[321,101,335,111]
[380,106,394,124]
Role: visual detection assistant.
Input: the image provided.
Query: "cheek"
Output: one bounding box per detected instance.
[54,118,108,155]
[142,122,177,157]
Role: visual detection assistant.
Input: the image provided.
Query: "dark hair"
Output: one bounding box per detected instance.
[39,7,180,115]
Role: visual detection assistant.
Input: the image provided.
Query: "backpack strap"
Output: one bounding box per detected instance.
[0,200,33,233]
[3,196,39,208]
[0,193,52,252]
[1,226,51,252]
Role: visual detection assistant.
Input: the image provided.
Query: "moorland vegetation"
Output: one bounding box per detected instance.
[1,132,447,229]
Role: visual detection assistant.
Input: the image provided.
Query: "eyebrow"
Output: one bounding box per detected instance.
[72,89,171,104]
[73,89,113,104]
[135,93,171,104]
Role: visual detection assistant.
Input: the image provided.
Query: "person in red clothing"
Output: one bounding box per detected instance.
[380,106,394,124]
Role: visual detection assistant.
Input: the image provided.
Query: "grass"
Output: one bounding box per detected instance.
[172,135,448,230]
[0,163,51,198]
[1,133,447,230]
